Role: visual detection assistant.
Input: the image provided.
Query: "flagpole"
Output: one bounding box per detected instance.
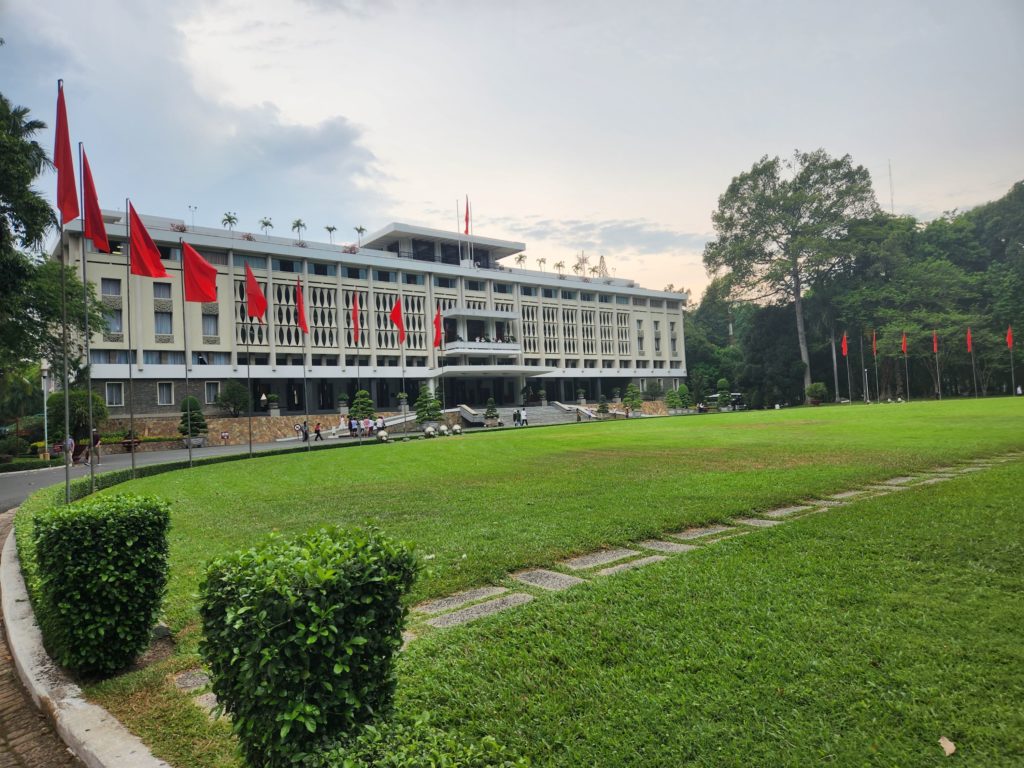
[78,144,97,492]
[300,279,310,452]
[59,221,72,503]
[970,347,978,398]
[904,349,911,403]
[872,332,880,403]
[845,352,852,405]
[456,200,462,263]
[934,337,941,400]
[178,238,193,467]
[246,327,253,458]
[1010,345,1016,396]
[858,333,867,403]
[124,199,137,478]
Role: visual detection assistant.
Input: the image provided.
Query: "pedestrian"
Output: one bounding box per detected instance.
[362,417,372,436]
[520,407,528,427]
[513,409,520,427]
[301,421,309,442]
[349,416,358,437]
[375,415,385,432]
[576,409,582,422]
[91,429,101,464]
[65,435,75,464]
[314,422,323,441]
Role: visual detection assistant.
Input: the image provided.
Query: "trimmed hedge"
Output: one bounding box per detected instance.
[199,526,418,768]
[0,457,63,473]
[33,494,170,677]
[302,718,529,767]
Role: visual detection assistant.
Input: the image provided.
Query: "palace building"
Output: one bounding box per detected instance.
[56,211,689,416]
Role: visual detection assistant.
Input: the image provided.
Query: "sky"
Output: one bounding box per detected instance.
[4,0,1023,299]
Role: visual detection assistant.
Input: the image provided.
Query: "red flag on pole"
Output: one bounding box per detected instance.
[433,305,442,348]
[966,327,973,353]
[872,329,877,358]
[81,148,109,253]
[464,195,470,235]
[351,291,360,344]
[181,242,217,302]
[390,298,406,344]
[296,277,309,334]
[54,81,79,224]
[933,330,939,354]
[128,203,168,278]
[1008,325,1014,349]
[244,263,267,322]
[901,332,907,355]
[841,332,848,358]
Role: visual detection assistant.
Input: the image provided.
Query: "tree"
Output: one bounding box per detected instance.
[0,363,40,439]
[515,254,526,267]
[349,389,376,420]
[484,397,499,421]
[216,380,250,417]
[643,380,663,401]
[354,225,366,246]
[716,377,731,408]
[623,383,643,414]
[259,217,273,236]
[703,149,879,400]
[536,257,546,272]
[665,388,681,411]
[677,383,693,409]
[597,394,609,414]
[324,225,336,244]
[413,384,441,423]
[554,260,565,276]
[222,212,238,231]
[292,219,306,241]
[46,389,107,441]
[0,92,54,255]
[178,395,208,437]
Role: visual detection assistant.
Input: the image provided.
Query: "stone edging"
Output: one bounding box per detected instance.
[0,527,169,768]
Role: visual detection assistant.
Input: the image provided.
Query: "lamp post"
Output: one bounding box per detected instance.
[188,204,198,230]
[41,361,50,460]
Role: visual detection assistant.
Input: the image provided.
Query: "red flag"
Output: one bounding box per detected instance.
[433,305,442,348]
[128,203,168,278]
[933,330,938,354]
[390,298,406,344]
[244,263,267,322]
[966,327,973,354]
[1008,325,1014,350]
[351,291,360,344]
[296,277,309,334]
[901,332,907,355]
[871,329,877,358]
[54,81,79,224]
[464,195,470,235]
[81,148,109,253]
[182,242,217,302]
[841,332,848,358]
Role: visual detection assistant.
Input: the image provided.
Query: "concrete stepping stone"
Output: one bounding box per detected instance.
[413,586,508,615]
[932,466,958,473]
[918,476,949,485]
[763,505,811,518]
[637,539,697,553]
[734,517,785,527]
[173,668,210,693]
[809,499,848,507]
[597,555,667,576]
[193,692,220,719]
[512,569,586,591]
[827,490,866,500]
[956,466,984,473]
[668,525,732,540]
[882,476,919,485]
[561,547,639,571]
[425,593,533,628]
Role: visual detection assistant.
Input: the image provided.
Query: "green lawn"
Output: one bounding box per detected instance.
[37,399,1024,766]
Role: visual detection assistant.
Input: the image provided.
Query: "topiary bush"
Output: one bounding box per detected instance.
[199,526,418,768]
[33,494,170,677]
[806,381,829,403]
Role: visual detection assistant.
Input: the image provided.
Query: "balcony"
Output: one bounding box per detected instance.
[443,340,521,357]
[442,307,518,321]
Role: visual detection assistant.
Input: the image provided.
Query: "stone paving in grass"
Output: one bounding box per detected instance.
[176,451,1023,715]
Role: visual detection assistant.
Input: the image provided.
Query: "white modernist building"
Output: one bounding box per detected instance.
[57,212,688,416]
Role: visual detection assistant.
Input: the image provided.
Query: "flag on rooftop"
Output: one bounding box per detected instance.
[390,298,406,344]
[244,263,266,322]
[81,148,109,253]
[128,203,168,278]
[182,242,217,302]
[296,277,308,334]
[54,81,79,224]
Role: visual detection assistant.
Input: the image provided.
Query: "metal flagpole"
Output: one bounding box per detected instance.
[456,200,462,263]
[124,199,137,478]
[59,222,72,503]
[1010,329,1016,396]
[300,279,310,452]
[845,353,852,405]
[246,327,253,458]
[970,347,979,398]
[78,144,97,492]
[178,238,193,467]
[904,349,911,403]
[934,336,942,400]
[858,333,867,403]
[872,331,880,403]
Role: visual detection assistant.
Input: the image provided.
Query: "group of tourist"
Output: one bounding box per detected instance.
[347,416,386,438]
[511,408,529,427]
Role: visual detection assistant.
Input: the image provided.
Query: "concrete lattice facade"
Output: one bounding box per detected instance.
[57,212,689,416]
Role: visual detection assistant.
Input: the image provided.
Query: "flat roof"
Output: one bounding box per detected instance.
[361,222,525,259]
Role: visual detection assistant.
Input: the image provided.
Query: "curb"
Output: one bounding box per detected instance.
[1,527,170,768]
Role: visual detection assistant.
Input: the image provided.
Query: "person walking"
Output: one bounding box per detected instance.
[91,429,101,465]
[513,409,520,427]
[520,407,528,427]
[314,422,323,441]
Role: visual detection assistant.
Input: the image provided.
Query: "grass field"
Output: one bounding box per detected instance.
[32,399,1024,766]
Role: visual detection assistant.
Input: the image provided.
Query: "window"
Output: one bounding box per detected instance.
[561,290,576,300]
[581,292,595,302]
[542,288,556,299]
[143,350,185,364]
[154,311,173,334]
[157,382,173,405]
[90,349,129,364]
[101,278,121,296]
[520,286,537,297]
[616,295,629,305]
[403,273,425,285]
[599,294,612,303]
[236,255,266,270]
[434,276,457,288]
[465,280,485,292]
[632,297,648,307]
[153,283,171,299]
[344,267,367,279]
[205,381,220,404]
[106,309,123,333]
[666,300,681,310]
[105,382,124,406]
[202,314,218,336]
[374,270,396,282]
[158,246,180,261]
[193,351,229,365]
[311,262,336,277]
[650,299,664,308]
[494,283,512,294]
[272,259,297,272]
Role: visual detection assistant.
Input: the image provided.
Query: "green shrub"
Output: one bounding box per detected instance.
[484,397,499,421]
[349,389,376,421]
[413,384,441,424]
[806,382,829,402]
[199,527,418,768]
[597,395,609,414]
[303,717,528,768]
[0,435,28,456]
[33,494,170,677]
[178,396,208,437]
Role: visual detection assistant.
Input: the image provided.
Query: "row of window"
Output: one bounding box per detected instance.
[104,381,221,407]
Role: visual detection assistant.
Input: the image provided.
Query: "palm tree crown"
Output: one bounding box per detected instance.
[354,225,367,246]
[291,219,306,239]
[325,225,337,244]
[259,217,273,236]
[222,212,238,231]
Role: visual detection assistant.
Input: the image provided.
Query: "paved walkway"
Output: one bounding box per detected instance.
[0,511,82,767]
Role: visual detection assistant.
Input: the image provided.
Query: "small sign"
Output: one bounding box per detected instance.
[220,431,230,442]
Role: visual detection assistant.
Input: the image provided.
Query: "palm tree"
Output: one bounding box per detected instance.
[537,257,547,272]
[222,212,238,231]
[589,266,600,277]
[0,93,51,248]
[259,217,273,236]
[292,219,306,241]
[554,260,565,276]
[572,263,581,275]
[325,225,337,244]
[354,225,366,246]
[515,254,527,267]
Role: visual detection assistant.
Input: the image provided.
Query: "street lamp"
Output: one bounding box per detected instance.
[188,204,198,230]
[41,361,50,459]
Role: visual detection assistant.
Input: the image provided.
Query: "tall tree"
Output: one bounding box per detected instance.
[292,219,306,241]
[221,212,238,231]
[258,217,273,236]
[703,149,879,399]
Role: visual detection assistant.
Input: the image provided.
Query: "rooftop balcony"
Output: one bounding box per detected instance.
[443,340,521,356]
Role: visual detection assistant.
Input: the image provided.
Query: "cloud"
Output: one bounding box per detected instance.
[496,215,710,258]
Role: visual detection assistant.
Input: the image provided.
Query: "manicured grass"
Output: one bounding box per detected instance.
[395,461,1024,766]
